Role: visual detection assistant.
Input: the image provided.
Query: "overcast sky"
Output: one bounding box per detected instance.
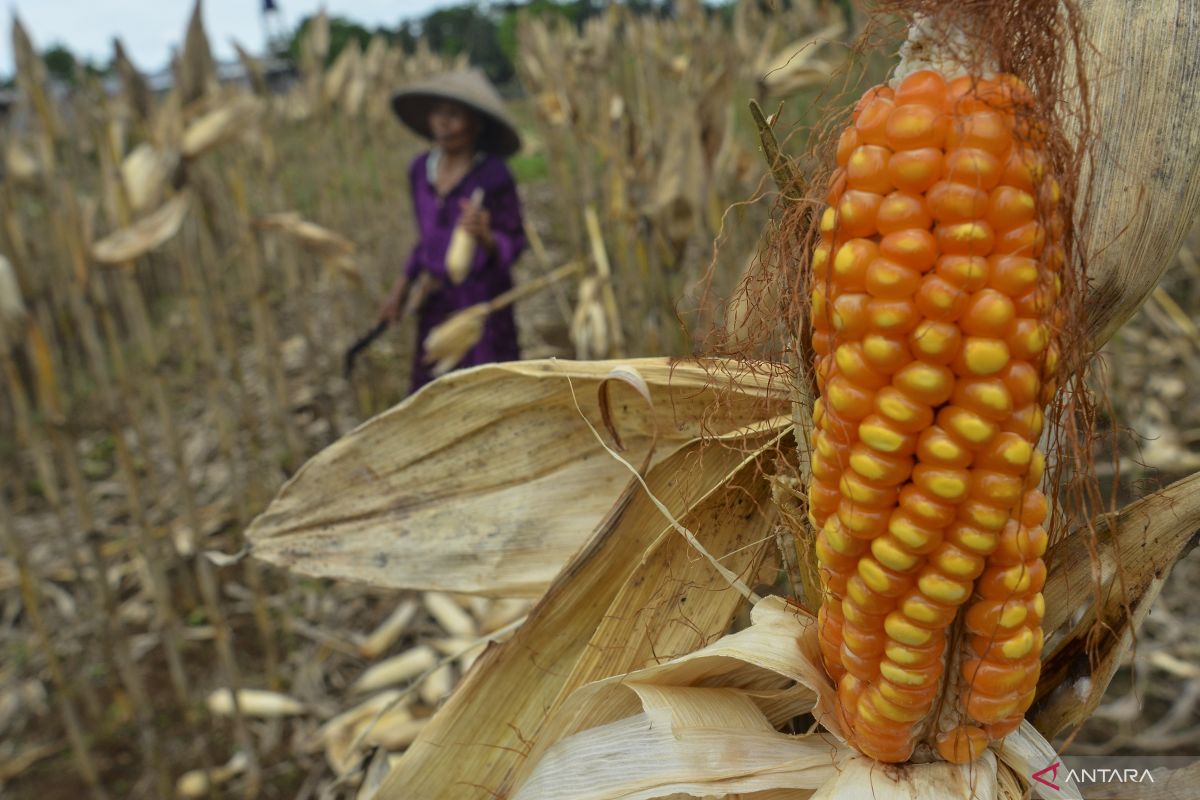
[0,1,451,75]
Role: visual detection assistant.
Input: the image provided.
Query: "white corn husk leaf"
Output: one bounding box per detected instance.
[120,142,178,213]
[181,95,261,159]
[811,752,997,800]
[91,191,190,264]
[247,358,790,596]
[353,646,438,695]
[205,688,306,718]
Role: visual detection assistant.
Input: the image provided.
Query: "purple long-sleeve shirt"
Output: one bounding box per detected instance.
[403,151,527,392]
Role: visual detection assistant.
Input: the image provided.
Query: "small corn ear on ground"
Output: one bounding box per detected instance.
[808,68,1063,764]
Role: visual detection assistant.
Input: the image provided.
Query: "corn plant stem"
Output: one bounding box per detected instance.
[1,345,104,720]
[64,271,179,799]
[83,534,172,800]
[229,170,303,470]
[583,205,626,357]
[522,219,574,328]
[0,495,108,799]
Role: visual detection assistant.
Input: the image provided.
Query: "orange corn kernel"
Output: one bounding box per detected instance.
[959,289,1017,337]
[898,485,957,528]
[874,386,935,433]
[878,192,934,234]
[888,147,944,194]
[909,319,963,364]
[867,258,923,299]
[937,255,990,291]
[915,274,968,322]
[927,181,989,223]
[868,297,922,335]
[846,145,894,193]
[895,69,949,109]
[991,521,1049,565]
[835,343,889,389]
[886,103,949,150]
[838,190,885,239]
[936,725,991,764]
[945,521,1000,556]
[916,425,973,468]
[833,238,880,291]
[943,148,1002,190]
[881,228,940,271]
[952,377,1014,421]
[988,185,1037,231]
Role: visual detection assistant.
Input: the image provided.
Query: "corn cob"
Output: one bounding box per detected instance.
[808,68,1063,764]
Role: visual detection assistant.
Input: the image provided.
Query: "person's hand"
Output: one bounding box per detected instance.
[458,200,495,251]
[378,290,404,325]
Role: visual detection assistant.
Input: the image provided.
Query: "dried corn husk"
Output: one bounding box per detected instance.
[353,646,438,695]
[247,358,790,596]
[255,211,355,256]
[91,192,190,264]
[176,752,248,798]
[755,20,846,97]
[359,600,419,659]
[571,278,610,359]
[4,139,40,184]
[0,255,25,340]
[423,593,475,638]
[317,690,416,775]
[1074,0,1200,347]
[205,688,306,718]
[176,0,217,104]
[181,96,261,158]
[422,304,488,376]
[374,419,787,799]
[120,143,179,213]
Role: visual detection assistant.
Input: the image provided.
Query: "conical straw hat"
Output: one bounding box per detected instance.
[391,68,521,156]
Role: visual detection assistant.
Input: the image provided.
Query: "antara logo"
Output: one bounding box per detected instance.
[1032,762,1061,791]
[1032,761,1156,791]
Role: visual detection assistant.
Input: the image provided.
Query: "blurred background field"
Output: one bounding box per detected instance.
[0,1,1196,797]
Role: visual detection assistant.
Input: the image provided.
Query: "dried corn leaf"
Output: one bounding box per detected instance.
[247,358,789,596]
[181,96,261,158]
[374,425,787,800]
[176,0,217,104]
[91,192,190,264]
[120,143,179,213]
[1079,0,1200,347]
[255,211,355,256]
[1034,469,1200,738]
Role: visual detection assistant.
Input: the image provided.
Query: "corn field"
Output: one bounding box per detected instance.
[2,1,1200,799]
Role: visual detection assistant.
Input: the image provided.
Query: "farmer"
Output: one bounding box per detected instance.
[379,68,527,393]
